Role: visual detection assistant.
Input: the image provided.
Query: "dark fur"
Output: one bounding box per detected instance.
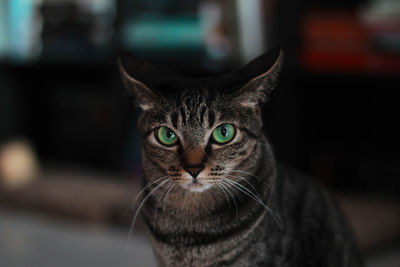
[120,48,363,267]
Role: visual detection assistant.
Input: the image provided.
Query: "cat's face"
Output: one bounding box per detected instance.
[137,90,262,192]
[120,48,283,193]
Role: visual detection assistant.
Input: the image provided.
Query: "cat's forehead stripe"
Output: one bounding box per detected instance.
[171,111,178,129]
[179,106,187,126]
[208,109,215,127]
[175,91,209,127]
[199,106,207,125]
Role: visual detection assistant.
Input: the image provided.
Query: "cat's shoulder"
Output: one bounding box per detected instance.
[274,162,340,219]
[272,166,363,266]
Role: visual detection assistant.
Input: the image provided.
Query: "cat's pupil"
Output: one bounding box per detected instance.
[166,130,173,139]
[220,126,227,137]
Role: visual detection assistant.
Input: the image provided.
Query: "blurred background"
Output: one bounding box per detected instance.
[0,0,399,266]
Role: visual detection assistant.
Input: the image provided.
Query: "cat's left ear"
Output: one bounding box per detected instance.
[119,53,159,111]
[232,47,283,108]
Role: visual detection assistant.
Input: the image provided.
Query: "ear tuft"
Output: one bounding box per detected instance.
[232,48,284,108]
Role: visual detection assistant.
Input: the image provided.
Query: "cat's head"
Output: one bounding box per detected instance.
[120,48,283,193]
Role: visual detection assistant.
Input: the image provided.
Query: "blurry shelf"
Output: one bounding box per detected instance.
[0,166,140,225]
[299,7,400,76]
[300,51,400,76]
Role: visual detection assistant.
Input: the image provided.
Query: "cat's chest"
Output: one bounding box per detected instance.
[148,211,268,267]
[152,240,265,267]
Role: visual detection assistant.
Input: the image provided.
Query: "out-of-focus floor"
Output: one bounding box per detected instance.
[0,208,399,267]
[0,209,157,267]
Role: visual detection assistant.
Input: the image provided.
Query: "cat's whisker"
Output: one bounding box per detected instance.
[223,179,272,210]
[226,174,259,196]
[228,169,262,180]
[222,179,281,228]
[127,179,169,246]
[215,182,231,208]
[153,181,172,223]
[123,175,169,221]
[153,180,172,230]
[226,173,276,207]
[223,178,263,205]
[217,181,239,222]
[228,179,282,228]
[221,179,282,229]
[162,183,175,221]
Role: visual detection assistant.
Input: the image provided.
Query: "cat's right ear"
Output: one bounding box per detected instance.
[119,54,158,111]
[231,47,283,108]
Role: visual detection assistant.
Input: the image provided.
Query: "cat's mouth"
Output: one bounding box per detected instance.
[182,179,212,192]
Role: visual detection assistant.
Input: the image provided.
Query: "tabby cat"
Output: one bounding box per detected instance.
[120,48,363,267]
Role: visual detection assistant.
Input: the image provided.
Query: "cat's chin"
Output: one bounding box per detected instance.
[181,181,212,193]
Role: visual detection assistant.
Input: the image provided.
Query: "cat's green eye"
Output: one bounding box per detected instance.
[212,124,235,144]
[156,126,178,146]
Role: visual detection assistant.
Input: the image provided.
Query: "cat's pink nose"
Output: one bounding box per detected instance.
[183,164,205,179]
